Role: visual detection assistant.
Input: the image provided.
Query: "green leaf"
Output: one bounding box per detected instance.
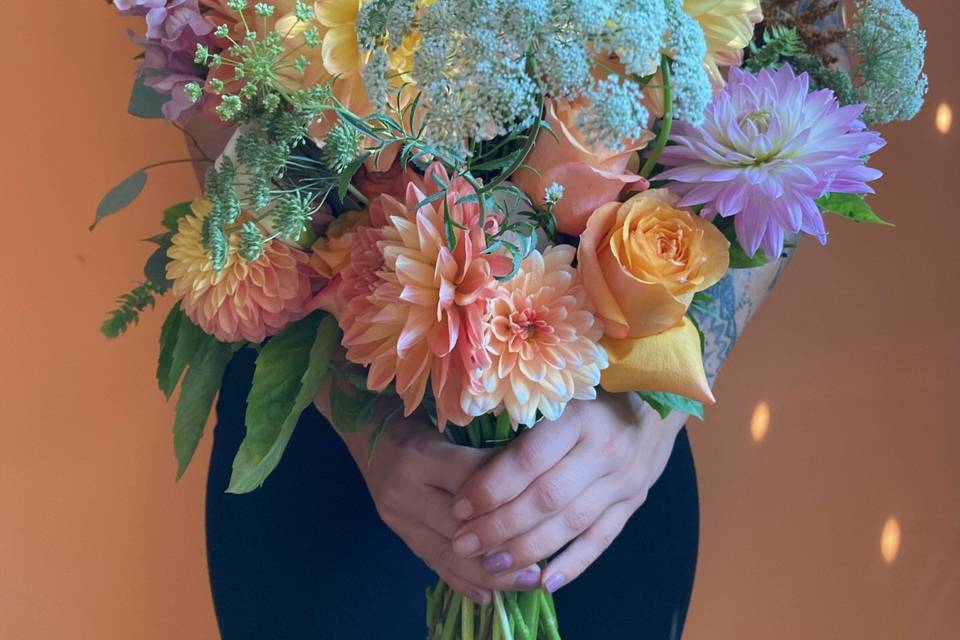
[637,390,705,421]
[337,152,371,202]
[162,202,194,232]
[173,336,234,479]
[91,170,148,230]
[330,381,377,434]
[228,314,339,493]
[367,406,400,464]
[157,306,207,398]
[128,73,168,119]
[721,224,770,268]
[144,242,172,289]
[817,193,893,226]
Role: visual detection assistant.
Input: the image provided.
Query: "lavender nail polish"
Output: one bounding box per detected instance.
[482,551,512,574]
[514,569,541,589]
[467,590,491,606]
[544,572,566,594]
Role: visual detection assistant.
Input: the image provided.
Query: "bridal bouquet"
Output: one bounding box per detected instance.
[101,0,925,637]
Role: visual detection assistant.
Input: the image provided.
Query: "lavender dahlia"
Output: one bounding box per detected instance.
[657,65,886,258]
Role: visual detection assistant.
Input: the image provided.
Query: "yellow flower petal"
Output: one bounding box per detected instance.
[599,317,714,404]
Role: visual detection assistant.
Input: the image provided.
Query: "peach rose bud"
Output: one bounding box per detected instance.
[513,98,653,236]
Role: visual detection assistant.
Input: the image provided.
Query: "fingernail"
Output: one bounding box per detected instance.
[482,551,512,574]
[467,590,491,606]
[514,568,540,589]
[453,499,474,520]
[544,572,566,594]
[453,532,480,557]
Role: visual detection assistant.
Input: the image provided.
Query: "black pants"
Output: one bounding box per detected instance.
[207,349,699,639]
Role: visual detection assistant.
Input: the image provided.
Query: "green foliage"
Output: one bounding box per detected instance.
[330,381,379,434]
[745,25,802,73]
[637,391,705,421]
[156,304,208,398]
[817,192,893,225]
[91,170,148,230]
[720,224,771,268]
[100,281,165,339]
[128,73,167,119]
[228,313,340,493]
[162,202,193,232]
[172,336,234,479]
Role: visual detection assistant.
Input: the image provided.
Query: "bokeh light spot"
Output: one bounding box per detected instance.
[750,401,770,443]
[935,102,953,135]
[881,516,902,564]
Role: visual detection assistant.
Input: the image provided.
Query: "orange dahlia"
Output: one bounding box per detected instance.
[167,200,315,343]
[339,163,510,428]
[462,245,608,428]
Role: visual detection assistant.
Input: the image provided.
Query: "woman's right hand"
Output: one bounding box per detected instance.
[315,396,543,604]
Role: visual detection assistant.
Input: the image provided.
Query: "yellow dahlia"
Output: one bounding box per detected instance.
[167,200,315,343]
[339,163,510,428]
[684,0,763,86]
[463,246,609,429]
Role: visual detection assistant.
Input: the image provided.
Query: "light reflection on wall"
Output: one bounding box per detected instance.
[750,401,770,443]
[935,102,953,135]
[881,517,902,564]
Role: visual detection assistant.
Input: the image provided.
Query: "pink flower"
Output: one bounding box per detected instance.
[512,98,653,236]
[463,245,608,428]
[339,163,510,428]
[167,200,315,343]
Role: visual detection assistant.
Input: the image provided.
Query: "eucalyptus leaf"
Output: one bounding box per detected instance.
[817,192,893,226]
[91,170,148,230]
[228,314,339,493]
[637,390,705,421]
[173,336,234,479]
[128,73,168,119]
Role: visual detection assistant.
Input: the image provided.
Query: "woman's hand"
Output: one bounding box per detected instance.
[314,395,544,604]
[449,392,686,594]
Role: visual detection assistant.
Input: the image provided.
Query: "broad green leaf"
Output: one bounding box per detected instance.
[817,192,893,226]
[157,307,207,398]
[128,73,168,119]
[367,406,400,464]
[228,314,339,493]
[162,202,194,232]
[330,381,377,434]
[144,243,172,289]
[243,313,328,458]
[91,170,148,230]
[637,390,705,421]
[173,336,234,479]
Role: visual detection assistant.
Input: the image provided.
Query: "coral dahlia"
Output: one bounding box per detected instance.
[463,246,608,429]
[167,200,315,343]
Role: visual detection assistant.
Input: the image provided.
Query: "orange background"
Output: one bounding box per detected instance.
[0,2,956,639]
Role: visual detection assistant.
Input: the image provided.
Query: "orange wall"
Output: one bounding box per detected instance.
[0,2,956,639]
[0,4,217,639]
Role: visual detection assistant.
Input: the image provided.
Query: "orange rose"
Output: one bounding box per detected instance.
[577,190,730,402]
[513,98,653,236]
[309,210,368,279]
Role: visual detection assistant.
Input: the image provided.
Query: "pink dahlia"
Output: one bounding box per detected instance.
[339,164,511,428]
[167,200,315,343]
[462,246,608,429]
[656,65,886,258]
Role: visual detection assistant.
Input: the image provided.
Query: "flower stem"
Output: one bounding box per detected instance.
[640,57,674,180]
[440,592,463,640]
[518,590,541,640]
[505,592,531,640]
[462,597,475,640]
[347,183,370,206]
[493,591,515,640]
[538,591,561,640]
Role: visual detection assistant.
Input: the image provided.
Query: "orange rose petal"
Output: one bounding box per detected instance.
[578,201,630,339]
[599,317,714,404]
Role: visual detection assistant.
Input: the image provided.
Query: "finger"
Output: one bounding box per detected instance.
[407,523,492,606]
[420,486,460,539]
[423,439,497,494]
[540,499,638,594]
[452,444,606,558]
[452,414,583,521]
[476,478,620,575]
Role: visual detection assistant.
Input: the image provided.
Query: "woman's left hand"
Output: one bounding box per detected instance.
[449,392,687,594]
